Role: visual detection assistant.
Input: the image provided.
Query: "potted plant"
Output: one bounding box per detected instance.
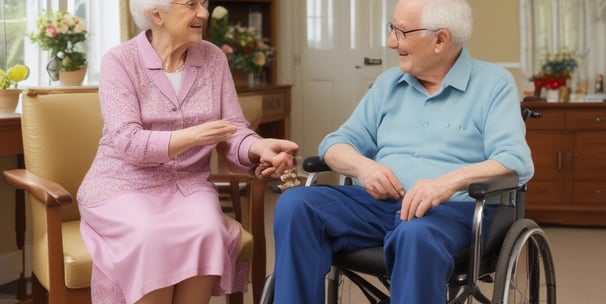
[208,6,274,88]
[0,64,29,113]
[28,10,88,85]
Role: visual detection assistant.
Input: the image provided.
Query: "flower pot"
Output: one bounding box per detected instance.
[0,89,22,114]
[545,88,560,103]
[59,66,87,86]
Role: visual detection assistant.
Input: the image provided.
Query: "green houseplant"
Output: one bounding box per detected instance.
[28,10,87,83]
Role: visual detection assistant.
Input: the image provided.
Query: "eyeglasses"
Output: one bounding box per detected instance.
[387,23,430,41]
[172,0,209,11]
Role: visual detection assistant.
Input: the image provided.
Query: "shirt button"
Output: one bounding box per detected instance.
[423,122,430,128]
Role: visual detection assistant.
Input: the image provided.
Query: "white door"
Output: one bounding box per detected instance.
[291,0,399,158]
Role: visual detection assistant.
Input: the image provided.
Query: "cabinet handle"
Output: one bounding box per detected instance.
[596,116,605,123]
[556,150,562,170]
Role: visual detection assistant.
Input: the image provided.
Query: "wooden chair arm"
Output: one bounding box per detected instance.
[3,169,73,207]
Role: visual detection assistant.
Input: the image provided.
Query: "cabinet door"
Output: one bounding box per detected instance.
[572,131,606,206]
[525,131,572,207]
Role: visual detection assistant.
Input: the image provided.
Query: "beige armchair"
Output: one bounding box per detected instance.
[3,90,266,304]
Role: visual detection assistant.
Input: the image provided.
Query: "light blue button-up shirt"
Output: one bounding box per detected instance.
[319,48,534,202]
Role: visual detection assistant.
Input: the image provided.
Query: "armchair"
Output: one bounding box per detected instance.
[2,90,265,304]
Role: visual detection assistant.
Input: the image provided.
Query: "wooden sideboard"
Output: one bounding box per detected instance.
[522,101,606,226]
[237,84,291,139]
[0,114,22,157]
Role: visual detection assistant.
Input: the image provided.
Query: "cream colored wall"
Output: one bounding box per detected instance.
[467,1,531,95]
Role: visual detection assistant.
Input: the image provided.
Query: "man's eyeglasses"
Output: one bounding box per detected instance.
[172,0,209,10]
[387,23,430,41]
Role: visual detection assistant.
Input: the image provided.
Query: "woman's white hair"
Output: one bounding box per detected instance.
[129,0,173,31]
[420,0,472,46]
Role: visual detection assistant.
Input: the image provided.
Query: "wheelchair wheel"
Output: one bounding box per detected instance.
[259,273,275,304]
[492,219,556,304]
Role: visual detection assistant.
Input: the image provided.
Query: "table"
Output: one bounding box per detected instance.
[0,113,27,300]
[237,84,292,139]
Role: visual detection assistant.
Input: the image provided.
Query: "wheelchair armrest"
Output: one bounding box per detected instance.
[467,173,519,200]
[302,156,331,173]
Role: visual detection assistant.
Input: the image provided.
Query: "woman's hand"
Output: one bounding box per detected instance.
[169,120,237,158]
[249,138,299,178]
[191,120,238,146]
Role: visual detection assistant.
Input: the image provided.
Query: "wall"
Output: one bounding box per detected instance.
[467,1,530,94]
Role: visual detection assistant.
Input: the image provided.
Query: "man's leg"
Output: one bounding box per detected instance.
[384,201,475,304]
[273,185,400,304]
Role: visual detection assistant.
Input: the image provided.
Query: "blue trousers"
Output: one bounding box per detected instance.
[272,185,476,304]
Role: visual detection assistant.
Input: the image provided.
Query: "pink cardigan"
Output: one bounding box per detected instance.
[77,31,260,205]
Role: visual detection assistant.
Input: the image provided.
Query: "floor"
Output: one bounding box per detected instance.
[2,188,605,304]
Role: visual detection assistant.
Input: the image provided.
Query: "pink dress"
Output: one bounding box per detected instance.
[77,31,260,303]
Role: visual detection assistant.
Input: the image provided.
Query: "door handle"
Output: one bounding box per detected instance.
[364,57,382,66]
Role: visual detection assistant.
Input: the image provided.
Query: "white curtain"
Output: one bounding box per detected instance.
[520,0,606,91]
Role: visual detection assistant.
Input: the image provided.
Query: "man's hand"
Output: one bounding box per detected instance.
[358,162,405,200]
[400,177,456,221]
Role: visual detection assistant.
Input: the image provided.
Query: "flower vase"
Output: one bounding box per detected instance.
[0,89,22,114]
[246,72,256,88]
[59,66,87,86]
[46,57,61,81]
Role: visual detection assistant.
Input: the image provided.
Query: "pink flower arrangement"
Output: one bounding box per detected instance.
[28,10,87,72]
[208,6,273,74]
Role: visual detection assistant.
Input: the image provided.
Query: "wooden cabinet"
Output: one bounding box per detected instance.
[238,84,291,139]
[208,0,278,85]
[523,102,606,226]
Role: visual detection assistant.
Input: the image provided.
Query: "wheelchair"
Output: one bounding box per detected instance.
[261,109,555,304]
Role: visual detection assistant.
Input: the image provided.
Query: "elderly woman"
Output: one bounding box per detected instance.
[76,0,298,303]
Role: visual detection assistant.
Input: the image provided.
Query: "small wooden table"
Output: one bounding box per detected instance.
[0,113,27,300]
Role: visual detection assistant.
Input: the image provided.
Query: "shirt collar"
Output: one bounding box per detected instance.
[396,47,472,93]
[135,30,205,70]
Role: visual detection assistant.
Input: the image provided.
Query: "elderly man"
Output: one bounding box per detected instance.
[271,0,533,303]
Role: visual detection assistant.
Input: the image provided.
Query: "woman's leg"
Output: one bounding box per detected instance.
[134,286,174,304]
[173,275,219,304]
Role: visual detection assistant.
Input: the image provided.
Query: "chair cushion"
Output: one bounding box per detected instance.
[58,218,252,289]
[62,221,93,289]
[230,216,254,263]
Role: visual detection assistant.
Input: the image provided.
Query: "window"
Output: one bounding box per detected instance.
[520,0,606,92]
[1,0,121,87]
